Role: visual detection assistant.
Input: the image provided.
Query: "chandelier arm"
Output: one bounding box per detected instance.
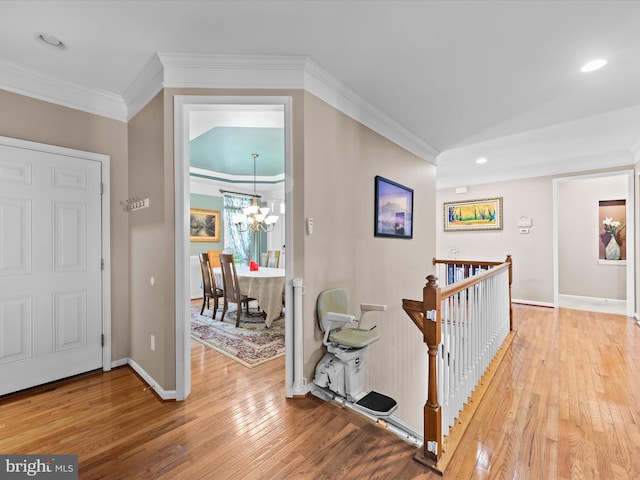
[235,153,278,236]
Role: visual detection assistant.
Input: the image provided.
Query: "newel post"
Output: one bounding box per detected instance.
[422,274,442,463]
[506,254,513,331]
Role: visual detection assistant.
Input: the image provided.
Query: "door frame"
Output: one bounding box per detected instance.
[173,96,293,400]
[552,169,635,316]
[0,135,111,371]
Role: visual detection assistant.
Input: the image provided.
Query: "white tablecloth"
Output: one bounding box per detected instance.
[213,266,285,327]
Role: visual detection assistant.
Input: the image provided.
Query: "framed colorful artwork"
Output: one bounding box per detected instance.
[444,197,503,231]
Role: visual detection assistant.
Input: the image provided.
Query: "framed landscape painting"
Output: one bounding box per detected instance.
[190,208,221,242]
[374,176,413,239]
[444,197,503,231]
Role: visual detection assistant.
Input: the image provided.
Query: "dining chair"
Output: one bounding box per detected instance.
[207,250,223,269]
[198,252,224,318]
[266,250,284,314]
[266,250,281,268]
[219,253,255,327]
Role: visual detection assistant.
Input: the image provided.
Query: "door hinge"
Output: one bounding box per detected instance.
[101,259,104,270]
[101,334,104,347]
[100,182,104,195]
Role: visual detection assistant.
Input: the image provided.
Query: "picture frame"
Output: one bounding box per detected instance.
[374,175,413,239]
[444,197,503,231]
[190,208,221,242]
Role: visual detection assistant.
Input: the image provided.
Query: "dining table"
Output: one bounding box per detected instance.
[213,265,285,327]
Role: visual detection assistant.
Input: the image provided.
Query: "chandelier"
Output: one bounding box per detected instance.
[233,153,279,232]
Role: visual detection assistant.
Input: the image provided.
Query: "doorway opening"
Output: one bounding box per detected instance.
[174,96,293,400]
[553,170,635,316]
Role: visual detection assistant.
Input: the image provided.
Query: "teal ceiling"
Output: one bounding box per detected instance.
[190,127,285,177]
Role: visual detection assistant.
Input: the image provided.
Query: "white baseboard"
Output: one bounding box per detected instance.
[512,298,554,308]
[111,357,129,368]
[127,358,177,400]
[290,382,312,397]
[557,294,627,315]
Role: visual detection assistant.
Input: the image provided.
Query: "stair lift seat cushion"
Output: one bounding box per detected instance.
[330,328,380,348]
[317,288,380,348]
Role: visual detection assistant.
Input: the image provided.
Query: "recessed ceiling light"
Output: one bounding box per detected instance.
[476,157,487,164]
[580,59,607,73]
[35,32,67,50]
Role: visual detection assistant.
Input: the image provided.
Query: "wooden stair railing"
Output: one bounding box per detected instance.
[403,255,514,474]
[434,255,513,331]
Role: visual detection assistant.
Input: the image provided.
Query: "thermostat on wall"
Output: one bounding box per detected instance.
[516,216,532,228]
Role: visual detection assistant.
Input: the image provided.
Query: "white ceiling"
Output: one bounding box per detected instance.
[189,105,284,141]
[2,1,640,187]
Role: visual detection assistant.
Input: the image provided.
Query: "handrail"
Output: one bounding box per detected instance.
[440,262,509,298]
[434,254,512,331]
[433,257,505,268]
[402,255,513,472]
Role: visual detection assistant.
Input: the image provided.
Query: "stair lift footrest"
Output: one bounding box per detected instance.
[356,391,397,416]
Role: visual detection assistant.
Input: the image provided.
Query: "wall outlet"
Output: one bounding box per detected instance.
[150,334,155,351]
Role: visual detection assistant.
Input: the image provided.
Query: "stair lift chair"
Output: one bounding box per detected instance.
[313,288,397,417]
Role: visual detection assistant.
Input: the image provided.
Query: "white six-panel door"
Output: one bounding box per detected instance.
[0,143,103,395]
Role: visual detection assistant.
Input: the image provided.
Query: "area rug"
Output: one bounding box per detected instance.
[190,305,285,368]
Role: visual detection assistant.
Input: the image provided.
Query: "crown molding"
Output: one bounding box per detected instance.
[159,52,307,88]
[0,52,438,164]
[124,53,307,122]
[302,57,439,163]
[129,53,439,164]
[0,58,127,120]
[122,54,165,121]
[190,172,285,199]
[436,149,634,189]
[437,105,640,189]
[189,166,284,184]
[148,53,438,165]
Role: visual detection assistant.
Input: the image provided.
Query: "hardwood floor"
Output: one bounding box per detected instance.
[1,305,639,479]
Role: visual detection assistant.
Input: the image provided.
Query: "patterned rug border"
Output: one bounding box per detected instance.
[190,306,285,369]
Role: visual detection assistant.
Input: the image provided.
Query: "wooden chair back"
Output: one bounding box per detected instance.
[199,253,214,297]
[219,253,252,326]
[198,252,223,317]
[219,253,242,304]
[207,250,223,269]
[206,250,224,292]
